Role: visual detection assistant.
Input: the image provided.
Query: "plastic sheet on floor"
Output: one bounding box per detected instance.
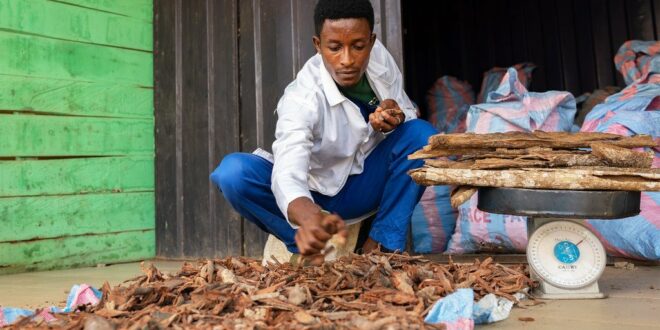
[0,284,101,327]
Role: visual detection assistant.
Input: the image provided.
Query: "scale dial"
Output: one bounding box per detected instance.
[527,221,606,289]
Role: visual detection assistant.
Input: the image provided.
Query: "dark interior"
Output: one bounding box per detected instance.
[401,0,659,119]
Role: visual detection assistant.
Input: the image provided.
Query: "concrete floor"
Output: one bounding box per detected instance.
[0,261,658,329]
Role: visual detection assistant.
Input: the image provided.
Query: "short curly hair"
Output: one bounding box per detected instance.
[314,0,374,36]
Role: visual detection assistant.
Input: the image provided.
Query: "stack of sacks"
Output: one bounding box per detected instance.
[476,63,535,103]
[412,64,536,253]
[445,67,576,254]
[574,86,621,128]
[412,77,474,253]
[581,40,660,260]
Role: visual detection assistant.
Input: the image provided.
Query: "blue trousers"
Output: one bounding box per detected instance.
[210,119,437,253]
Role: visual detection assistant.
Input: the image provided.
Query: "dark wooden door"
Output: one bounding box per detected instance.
[154,0,404,258]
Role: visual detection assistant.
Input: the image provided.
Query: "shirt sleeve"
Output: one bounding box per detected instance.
[377,41,418,122]
[271,94,319,226]
[391,74,418,122]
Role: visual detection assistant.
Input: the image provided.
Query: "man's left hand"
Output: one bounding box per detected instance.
[369,99,405,133]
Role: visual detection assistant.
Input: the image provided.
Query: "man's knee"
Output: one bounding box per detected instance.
[210,153,252,197]
[399,119,438,147]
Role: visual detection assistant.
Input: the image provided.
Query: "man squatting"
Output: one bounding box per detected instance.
[211,0,437,263]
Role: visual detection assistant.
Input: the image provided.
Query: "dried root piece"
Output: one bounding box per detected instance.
[591,142,654,168]
[450,186,478,208]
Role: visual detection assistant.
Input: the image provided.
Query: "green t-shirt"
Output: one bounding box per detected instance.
[338,75,378,106]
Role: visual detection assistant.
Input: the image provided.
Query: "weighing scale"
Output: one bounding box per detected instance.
[477,187,641,299]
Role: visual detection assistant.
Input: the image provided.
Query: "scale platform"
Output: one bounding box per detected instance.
[477,187,641,300]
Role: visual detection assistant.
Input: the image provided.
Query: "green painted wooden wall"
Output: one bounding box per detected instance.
[0,0,154,274]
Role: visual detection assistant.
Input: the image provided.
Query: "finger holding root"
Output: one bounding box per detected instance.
[369,112,394,132]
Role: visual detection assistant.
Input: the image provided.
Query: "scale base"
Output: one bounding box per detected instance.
[530,271,607,300]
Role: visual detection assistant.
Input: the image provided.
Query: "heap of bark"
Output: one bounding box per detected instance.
[8,252,533,330]
[408,131,660,205]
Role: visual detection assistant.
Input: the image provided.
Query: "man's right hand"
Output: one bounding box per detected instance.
[288,197,347,256]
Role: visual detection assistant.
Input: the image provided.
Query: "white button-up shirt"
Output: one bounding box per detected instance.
[271,39,417,224]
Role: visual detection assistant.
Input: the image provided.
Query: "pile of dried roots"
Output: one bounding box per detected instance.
[408,131,660,206]
[8,252,533,329]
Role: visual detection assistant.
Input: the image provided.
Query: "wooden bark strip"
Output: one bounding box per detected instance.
[466,147,583,159]
[425,154,605,170]
[450,186,477,208]
[409,167,660,191]
[591,142,654,168]
[428,131,656,149]
[410,146,593,160]
[408,148,496,159]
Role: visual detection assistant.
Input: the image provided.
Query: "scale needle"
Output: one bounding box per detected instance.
[576,239,584,246]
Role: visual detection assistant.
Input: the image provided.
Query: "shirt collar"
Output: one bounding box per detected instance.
[319,50,393,107]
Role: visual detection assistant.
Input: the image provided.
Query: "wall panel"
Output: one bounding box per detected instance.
[155,0,404,258]
[0,0,155,274]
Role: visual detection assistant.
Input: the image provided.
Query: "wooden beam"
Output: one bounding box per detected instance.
[0,0,152,50]
[0,230,155,275]
[0,75,153,118]
[0,114,153,157]
[410,166,660,191]
[0,31,152,86]
[0,156,153,197]
[49,0,152,23]
[0,192,154,242]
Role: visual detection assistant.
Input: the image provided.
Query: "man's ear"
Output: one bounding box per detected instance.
[313,35,321,54]
[370,33,376,45]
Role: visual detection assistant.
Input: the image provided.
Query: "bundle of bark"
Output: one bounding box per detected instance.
[408,131,660,207]
[9,252,533,330]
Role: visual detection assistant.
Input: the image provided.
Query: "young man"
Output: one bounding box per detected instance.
[211,0,436,259]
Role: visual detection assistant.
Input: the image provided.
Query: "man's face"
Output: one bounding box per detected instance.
[313,18,375,88]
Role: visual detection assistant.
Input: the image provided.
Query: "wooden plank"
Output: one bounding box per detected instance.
[381,0,404,72]
[556,0,581,95]
[522,0,548,91]
[247,0,302,257]
[458,0,480,89]
[591,0,616,87]
[179,0,213,258]
[154,0,182,257]
[508,0,529,65]
[293,0,318,73]
[0,0,151,51]
[573,0,598,93]
[654,0,660,39]
[480,1,499,68]
[0,192,154,242]
[608,0,630,87]
[0,31,152,86]
[239,0,270,258]
[259,0,294,152]
[0,75,152,118]
[539,0,564,90]
[410,167,660,191]
[209,0,243,258]
[0,156,154,197]
[51,0,152,23]
[400,2,426,112]
[428,131,655,149]
[239,0,258,153]
[439,3,463,78]
[625,0,655,40]
[0,230,155,275]
[0,114,153,157]
[494,2,514,67]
